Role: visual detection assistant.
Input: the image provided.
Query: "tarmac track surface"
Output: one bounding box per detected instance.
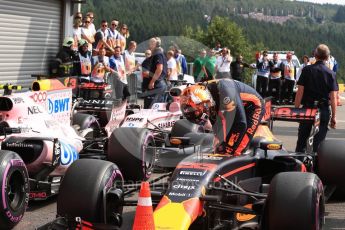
[15,95,345,230]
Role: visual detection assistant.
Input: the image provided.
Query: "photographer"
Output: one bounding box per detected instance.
[215,47,232,79]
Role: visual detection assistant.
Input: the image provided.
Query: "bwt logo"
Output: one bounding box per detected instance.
[48,98,70,114]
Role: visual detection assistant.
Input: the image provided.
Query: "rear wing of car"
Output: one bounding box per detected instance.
[271,107,319,123]
[269,106,320,153]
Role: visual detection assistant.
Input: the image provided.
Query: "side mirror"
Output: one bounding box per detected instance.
[259,141,282,151]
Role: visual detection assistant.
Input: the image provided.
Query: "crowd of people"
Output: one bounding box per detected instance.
[50,12,341,156]
[181,43,339,156]
[192,44,255,83]
[51,11,341,157]
[51,12,190,108]
[255,50,341,106]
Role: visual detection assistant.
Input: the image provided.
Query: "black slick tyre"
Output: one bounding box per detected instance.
[264,172,324,230]
[57,159,123,225]
[107,128,155,182]
[0,150,29,229]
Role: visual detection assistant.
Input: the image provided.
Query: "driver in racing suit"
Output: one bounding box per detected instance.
[180,79,265,156]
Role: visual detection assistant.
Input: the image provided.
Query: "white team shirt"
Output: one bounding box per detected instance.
[167,58,178,81]
[216,55,232,73]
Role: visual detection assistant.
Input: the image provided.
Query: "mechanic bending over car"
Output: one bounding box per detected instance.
[295,44,338,153]
[180,79,265,156]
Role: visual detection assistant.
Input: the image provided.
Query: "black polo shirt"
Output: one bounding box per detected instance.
[149,48,167,82]
[297,60,338,106]
[230,61,250,81]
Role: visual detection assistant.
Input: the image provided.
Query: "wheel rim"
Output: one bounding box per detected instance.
[7,170,26,211]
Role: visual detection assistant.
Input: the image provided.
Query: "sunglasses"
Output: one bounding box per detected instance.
[102,24,108,27]
[112,23,118,26]
[122,27,128,30]
[85,21,90,23]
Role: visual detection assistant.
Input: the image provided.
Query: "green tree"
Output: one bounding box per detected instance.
[333,6,345,23]
[184,16,257,83]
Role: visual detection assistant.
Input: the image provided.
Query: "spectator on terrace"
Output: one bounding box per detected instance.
[124,41,138,75]
[296,55,309,82]
[193,49,207,82]
[167,50,178,81]
[213,41,222,54]
[174,48,188,75]
[91,46,111,83]
[71,14,82,51]
[203,49,216,81]
[119,24,129,53]
[141,49,152,92]
[86,11,96,36]
[231,54,253,82]
[255,50,270,97]
[325,55,341,106]
[110,46,130,100]
[81,16,95,52]
[268,52,283,104]
[93,20,113,56]
[107,19,120,55]
[215,47,232,79]
[281,52,297,104]
[75,39,92,83]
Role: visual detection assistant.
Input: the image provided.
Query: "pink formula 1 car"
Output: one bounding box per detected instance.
[0,80,85,228]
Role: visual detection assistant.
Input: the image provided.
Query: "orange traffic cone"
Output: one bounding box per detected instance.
[132,182,155,230]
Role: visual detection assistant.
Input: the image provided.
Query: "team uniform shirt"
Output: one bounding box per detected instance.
[124,50,136,73]
[79,53,91,77]
[269,60,282,79]
[167,58,178,81]
[108,28,119,48]
[91,56,109,83]
[118,34,126,52]
[207,79,264,155]
[215,55,231,73]
[81,27,94,51]
[110,55,127,84]
[256,59,270,78]
[93,29,109,51]
[282,60,296,80]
